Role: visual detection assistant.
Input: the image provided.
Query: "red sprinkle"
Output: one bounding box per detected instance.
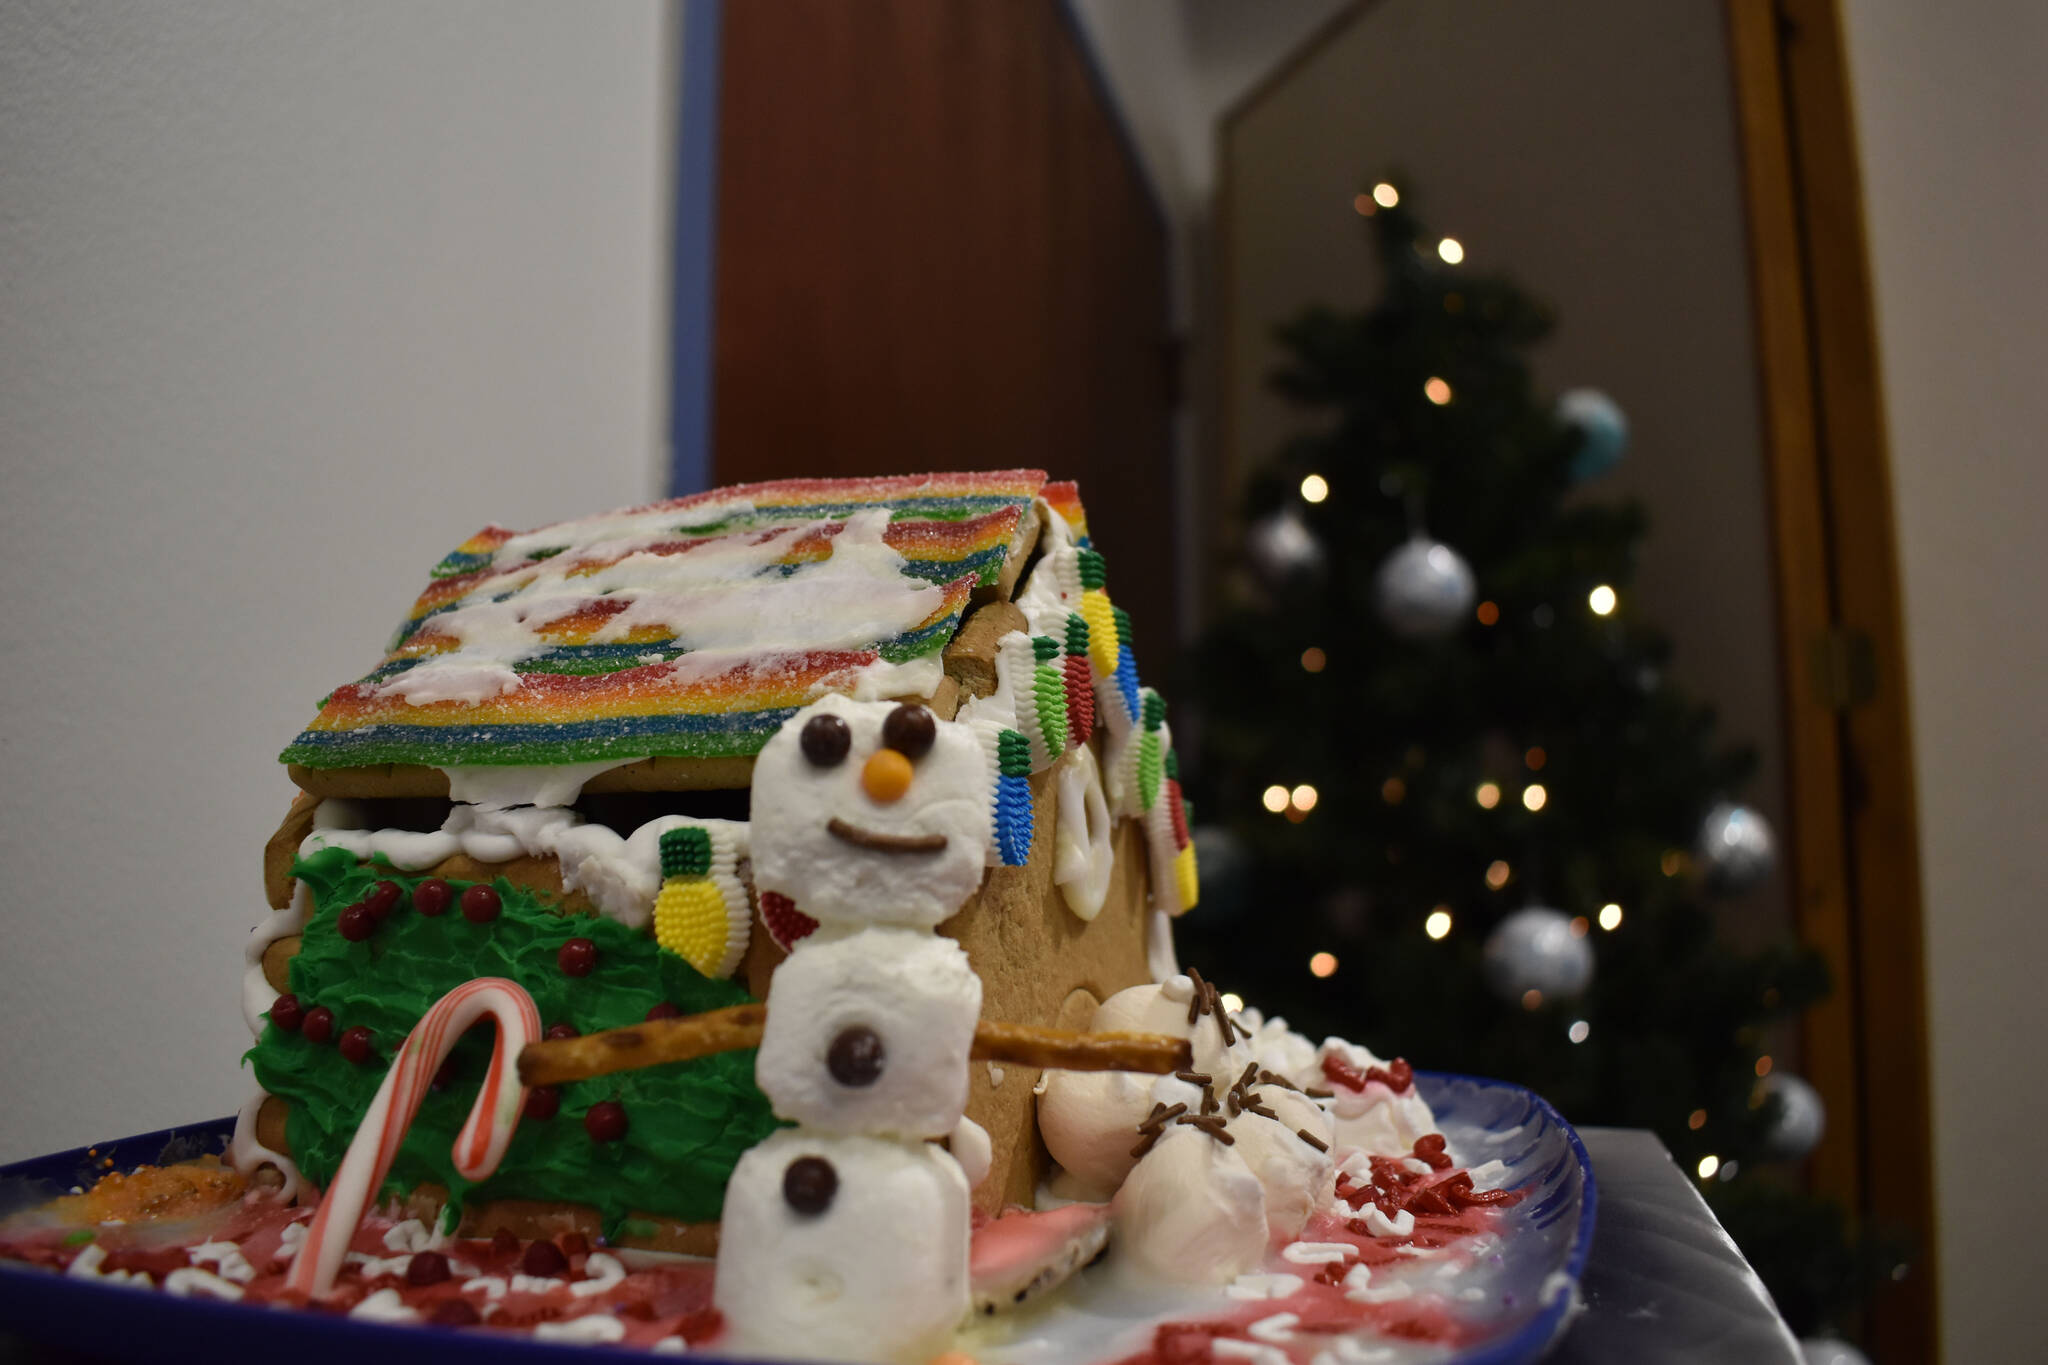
[460,884,501,923]
[1367,1058,1416,1094]
[413,878,453,916]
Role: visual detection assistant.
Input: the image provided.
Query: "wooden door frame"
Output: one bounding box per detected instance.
[1726,0,1937,1356]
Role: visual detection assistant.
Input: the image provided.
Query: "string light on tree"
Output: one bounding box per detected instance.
[1309,952,1339,979]
[1261,785,1289,813]
[1299,473,1329,504]
[1522,784,1548,811]
[1697,1154,1721,1181]
[1437,237,1465,265]
[1476,782,1501,809]
[1598,902,1624,931]
[1567,1020,1590,1044]
[1424,376,1453,405]
[1372,182,1399,208]
[1291,784,1319,812]
[1300,646,1327,673]
[1425,908,1453,940]
[1588,584,1618,616]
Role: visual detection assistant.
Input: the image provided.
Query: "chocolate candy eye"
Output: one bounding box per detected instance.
[783,1155,838,1216]
[882,704,936,760]
[826,1024,885,1087]
[800,713,852,767]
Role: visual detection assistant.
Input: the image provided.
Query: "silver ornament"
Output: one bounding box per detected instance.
[1556,387,1629,482]
[1374,535,1476,638]
[1697,801,1777,895]
[1482,905,1594,1002]
[1799,1340,1871,1365]
[1761,1072,1826,1160]
[1246,508,1325,585]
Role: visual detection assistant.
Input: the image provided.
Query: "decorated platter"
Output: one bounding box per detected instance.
[0,1073,1593,1365]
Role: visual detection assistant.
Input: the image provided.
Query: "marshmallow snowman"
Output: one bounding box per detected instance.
[716,696,998,1362]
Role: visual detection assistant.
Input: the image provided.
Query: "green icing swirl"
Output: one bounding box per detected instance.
[246,846,781,1229]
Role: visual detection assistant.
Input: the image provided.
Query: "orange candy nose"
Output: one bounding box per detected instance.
[861,748,914,803]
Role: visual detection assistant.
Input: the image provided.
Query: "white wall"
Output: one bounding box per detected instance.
[0,1,674,1160]
[1839,4,2048,1358]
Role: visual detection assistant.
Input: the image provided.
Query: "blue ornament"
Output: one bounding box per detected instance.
[1556,388,1629,482]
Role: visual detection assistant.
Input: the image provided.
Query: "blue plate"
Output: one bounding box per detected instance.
[0,1074,1594,1363]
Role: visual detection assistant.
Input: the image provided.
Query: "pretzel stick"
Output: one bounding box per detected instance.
[518,1004,1190,1088]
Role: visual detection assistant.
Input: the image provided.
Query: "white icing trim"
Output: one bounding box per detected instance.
[1052,743,1114,920]
[242,883,311,1038]
[229,1087,303,1202]
[1147,907,1180,984]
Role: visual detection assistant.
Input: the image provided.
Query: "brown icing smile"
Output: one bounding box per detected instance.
[825,818,948,854]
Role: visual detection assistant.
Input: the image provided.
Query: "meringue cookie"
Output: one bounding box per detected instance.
[1112,1124,1270,1285]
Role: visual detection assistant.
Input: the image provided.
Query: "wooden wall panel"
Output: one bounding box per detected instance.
[711,0,1177,676]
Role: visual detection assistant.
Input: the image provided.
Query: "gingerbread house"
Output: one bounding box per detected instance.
[237,471,1197,1248]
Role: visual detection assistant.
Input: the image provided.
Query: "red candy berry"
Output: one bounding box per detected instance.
[460,884,501,923]
[545,1022,580,1042]
[521,1240,569,1278]
[269,994,305,1032]
[302,1006,336,1044]
[557,938,598,977]
[363,880,402,920]
[337,902,377,942]
[584,1101,628,1143]
[406,1250,450,1286]
[524,1086,561,1120]
[645,1002,682,1021]
[413,878,453,917]
[338,1026,374,1065]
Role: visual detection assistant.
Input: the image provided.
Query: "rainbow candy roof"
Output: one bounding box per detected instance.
[282,471,1048,773]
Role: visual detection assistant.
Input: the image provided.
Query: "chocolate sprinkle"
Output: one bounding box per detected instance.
[1184,968,1210,1026]
[1176,1112,1235,1145]
[1297,1127,1331,1152]
[1175,1070,1212,1086]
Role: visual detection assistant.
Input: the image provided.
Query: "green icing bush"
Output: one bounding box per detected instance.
[247,846,780,1230]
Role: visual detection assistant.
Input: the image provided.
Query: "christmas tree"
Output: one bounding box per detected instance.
[1178,181,1889,1336]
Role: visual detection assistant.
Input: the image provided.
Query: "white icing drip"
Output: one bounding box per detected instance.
[950,1115,993,1189]
[1052,743,1114,920]
[1227,1272,1305,1301]
[533,1315,627,1344]
[348,1287,419,1322]
[1359,1204,1417,1238]
[464,1275,509,1300]
[1146,906,1180,984]
[164,1267,244,1300]
[569,1252,628,1298]
[443,760,630,810]
[986,1062,1005,1087]
[511,1273,566,1294]
[298,800,750,942]
[189,1240,257,1284]
[242,883,311,1037]
[64,1245,151,1289]
[381,1218,447,1254]
[229,1087,303,1201]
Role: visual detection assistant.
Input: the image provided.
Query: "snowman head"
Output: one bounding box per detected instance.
[755,925,983,1136]
[751,693,992,929]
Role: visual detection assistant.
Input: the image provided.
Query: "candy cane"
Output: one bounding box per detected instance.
[287,977,541,1300]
